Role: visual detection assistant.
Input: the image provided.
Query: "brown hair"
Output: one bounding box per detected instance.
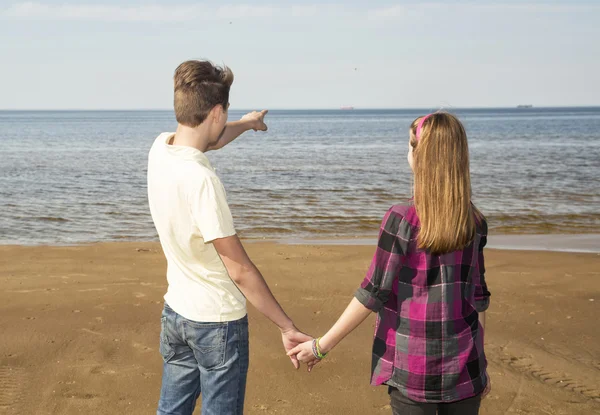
[173,60,234,127]
[409,112,478,255]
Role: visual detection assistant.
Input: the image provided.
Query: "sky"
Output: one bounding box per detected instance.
[0,0,599,109]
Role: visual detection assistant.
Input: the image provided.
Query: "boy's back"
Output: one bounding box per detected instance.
[150,60,309,415]
[147,132,246,323]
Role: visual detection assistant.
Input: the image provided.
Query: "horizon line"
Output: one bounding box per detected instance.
[1,105,600,112]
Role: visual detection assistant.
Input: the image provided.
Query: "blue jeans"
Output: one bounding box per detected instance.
[157,303,249,415]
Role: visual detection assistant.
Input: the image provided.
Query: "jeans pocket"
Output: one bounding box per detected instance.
[159,316,176,363]
[185,322,227,370]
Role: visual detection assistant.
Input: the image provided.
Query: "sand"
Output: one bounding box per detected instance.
[0,242,599,414]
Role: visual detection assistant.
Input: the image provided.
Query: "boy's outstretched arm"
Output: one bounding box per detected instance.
[212,234,311,368]
[207,110,268,151]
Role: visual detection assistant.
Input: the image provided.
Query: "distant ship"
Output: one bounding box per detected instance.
[340,106,355,110]
[517,105,533,108]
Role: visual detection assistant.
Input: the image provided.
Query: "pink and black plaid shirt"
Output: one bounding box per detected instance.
[354,202,490,403]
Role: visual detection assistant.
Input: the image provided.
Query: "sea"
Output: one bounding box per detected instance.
[0,108,599,246]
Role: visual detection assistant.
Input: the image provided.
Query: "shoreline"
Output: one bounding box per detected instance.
[4,233,598,254]
[270,233,600,254]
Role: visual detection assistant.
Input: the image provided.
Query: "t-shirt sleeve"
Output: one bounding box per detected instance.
[190,177,236,243]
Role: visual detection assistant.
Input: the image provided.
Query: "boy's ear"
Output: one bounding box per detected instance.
[209,105,222,124]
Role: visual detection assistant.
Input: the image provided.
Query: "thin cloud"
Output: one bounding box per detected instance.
[3,2,597,23]
[214,5,276,19]
[291,5,319,18]
[367,5,406,20]
[368,2,600,20]
[2,2,278,22]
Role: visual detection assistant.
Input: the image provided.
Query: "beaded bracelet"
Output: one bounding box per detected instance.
[315,337,327,359]
[311,339,320,359]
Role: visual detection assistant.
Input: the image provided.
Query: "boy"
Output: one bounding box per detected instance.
[147,60,310,415]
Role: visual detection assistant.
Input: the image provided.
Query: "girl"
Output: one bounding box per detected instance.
[288,112,491,415]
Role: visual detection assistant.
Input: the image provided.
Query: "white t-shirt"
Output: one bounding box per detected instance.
[147,133,246,322]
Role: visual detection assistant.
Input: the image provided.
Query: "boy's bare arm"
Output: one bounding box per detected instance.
[212,234,311,368]
[207,110,268,151]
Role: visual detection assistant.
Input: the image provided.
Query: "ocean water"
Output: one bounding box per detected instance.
[0,108,599,245]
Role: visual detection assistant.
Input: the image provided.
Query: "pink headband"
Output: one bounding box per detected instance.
[416,114,434,140]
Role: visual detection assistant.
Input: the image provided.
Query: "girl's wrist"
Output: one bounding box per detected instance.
[318,335,334,354]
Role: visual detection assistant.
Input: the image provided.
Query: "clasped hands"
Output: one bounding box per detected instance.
[281,327,327,372]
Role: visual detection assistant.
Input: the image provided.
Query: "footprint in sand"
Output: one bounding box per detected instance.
[48,275,70,280]
[94,303,114,311]
[301,296,322,301]
[132,343,153,353]
[253,404,269,411]
[0,366,26,413]
[63,391,99,401]
[273,399,292,409]
[497,353,600,402]
[77,287,108,293]
[81,328,102,336]
[8,288,59,294]
[89,366,115,376]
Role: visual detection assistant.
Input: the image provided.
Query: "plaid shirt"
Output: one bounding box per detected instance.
[355,202,490,403]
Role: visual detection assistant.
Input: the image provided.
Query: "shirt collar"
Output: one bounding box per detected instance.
[161,133,214,171]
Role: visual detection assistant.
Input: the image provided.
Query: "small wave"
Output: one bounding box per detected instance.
[89,202,116,207]
[237,226,295,235]
[491,224,600,234]
[105,233,149,240]
[104,211,149,217]
[34,216,69,222]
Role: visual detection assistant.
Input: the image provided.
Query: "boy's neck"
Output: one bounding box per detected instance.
[172,123,213,152]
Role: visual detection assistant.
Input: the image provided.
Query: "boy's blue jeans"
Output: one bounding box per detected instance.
[157,303,249,415]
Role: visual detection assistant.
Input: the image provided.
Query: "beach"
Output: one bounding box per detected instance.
[1,242,598,414]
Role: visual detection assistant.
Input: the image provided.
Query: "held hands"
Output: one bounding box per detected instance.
[281,327,312,369]
[287,338,325,372]
[241,110,268,132]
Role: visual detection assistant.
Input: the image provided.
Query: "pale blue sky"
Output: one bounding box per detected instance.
[0,1,598,109]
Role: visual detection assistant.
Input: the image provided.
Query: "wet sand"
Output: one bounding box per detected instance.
[0,242,598,414]
[277,233,600,253]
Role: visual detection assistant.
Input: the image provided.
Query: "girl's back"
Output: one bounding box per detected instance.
[357,200,489,402]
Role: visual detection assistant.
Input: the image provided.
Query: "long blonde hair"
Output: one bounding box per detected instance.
[409,112,476,255]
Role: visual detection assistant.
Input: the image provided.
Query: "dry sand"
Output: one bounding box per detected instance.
[0,242,599,414]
